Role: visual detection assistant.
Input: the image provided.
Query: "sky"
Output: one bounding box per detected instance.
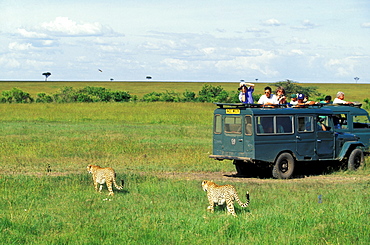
[1,0,369,83]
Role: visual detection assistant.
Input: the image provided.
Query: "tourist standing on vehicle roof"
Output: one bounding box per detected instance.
[257,86,276,104]
[289,94,298,106]
[238,82,254,104]
[333,91,353,104]
[320,95,332,104]
[295,93,316,106]
[275,86,287,104]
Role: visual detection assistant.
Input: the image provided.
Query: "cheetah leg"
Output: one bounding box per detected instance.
[94,182,99,192]
[226,202,237,217]
[107,182,114,196]
[99,184,103,193]
[207,199,214,213]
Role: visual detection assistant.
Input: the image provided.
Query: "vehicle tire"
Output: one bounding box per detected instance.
[348,149,364,171]
[272,153,295,179]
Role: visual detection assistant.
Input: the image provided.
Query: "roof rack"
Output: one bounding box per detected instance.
[214,102,363,109]
[326,103,362,108]
[214,103,321,109]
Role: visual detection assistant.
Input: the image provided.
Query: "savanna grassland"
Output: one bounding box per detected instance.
[1,81,369,244]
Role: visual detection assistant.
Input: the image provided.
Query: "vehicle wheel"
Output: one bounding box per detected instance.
[272,153,295,179]
[348,149,364,171]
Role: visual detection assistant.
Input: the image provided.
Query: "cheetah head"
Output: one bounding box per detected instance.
[202,180,211,192]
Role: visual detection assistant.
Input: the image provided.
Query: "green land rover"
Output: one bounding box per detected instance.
[209,103,370,179]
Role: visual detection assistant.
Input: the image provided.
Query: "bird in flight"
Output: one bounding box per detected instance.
[98,69,103,72]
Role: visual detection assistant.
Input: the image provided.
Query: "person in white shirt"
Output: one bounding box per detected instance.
[258,86,277,104]
[333,91,353,104]
[289,94,298,105]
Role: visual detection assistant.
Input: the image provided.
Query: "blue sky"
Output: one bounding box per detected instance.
[1,0,369,82]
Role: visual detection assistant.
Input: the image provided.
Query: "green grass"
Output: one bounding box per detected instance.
[1,82,370,244]
[0,103,228,175]
[1,174,369,244]
[1,81,369,102]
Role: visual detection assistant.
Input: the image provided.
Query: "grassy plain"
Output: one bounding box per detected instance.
[0,81,370,244]
[1,81,370,102]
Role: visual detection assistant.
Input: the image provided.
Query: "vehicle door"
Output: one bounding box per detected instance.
[222,113,244,153]
[316,115,335,159]
[296,115,316,158]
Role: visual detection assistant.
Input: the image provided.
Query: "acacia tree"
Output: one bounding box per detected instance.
[270,79,321,98]
[42,72,51,81]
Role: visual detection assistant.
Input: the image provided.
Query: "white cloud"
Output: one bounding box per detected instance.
[214,50,279,77]
[287,37,309,44]
[161,58,190,71]
[8,42,33,50]
[361,22,370,28]
[17,28,48,38]
[40,17,115,36]
[292,20,319,30]
[0,56,21,68]
[262,18,282,26]
[325,57,357,76]
[290,49,304,55]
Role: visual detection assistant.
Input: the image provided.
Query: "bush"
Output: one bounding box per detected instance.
[50,86,131,103]
[36,93,53,103]
[197,84,229,103]
[0,88,33,103]
[52,86,77,103]
[110,91,131,102]
[141,91,180,102]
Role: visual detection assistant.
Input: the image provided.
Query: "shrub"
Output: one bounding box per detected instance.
[142,92,162,102]
[50,86,131,103]
[182,90,196,102]
[36,93,53,103]
[53,86,77,103]
[0,88,33,103]
[110,91,131,102]
[197,84,229,103]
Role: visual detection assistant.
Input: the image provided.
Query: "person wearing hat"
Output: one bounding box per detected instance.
[238,82,255,104]
[296,93,316,106]
[289,94,298,106]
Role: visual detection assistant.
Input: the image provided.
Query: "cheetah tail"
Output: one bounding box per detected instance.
[113,179,124,190]
[236,191,250,207]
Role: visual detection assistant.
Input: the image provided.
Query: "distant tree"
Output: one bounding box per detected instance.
[269,79,321,98]
[146,76,152,80]
[42,72,51,81]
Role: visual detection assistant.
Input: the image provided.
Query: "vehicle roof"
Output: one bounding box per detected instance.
[322,104,369,116]
[214,103,333,115]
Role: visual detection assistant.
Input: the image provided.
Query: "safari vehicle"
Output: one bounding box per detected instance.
[209,103,369,179]
[323,104,370,150]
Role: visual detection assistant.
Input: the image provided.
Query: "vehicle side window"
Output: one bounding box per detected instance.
[298,116,313,132]
[353,115,370,129]
[214,114,222,134]
[224,116,242,134]
[255,116,293,134]
[317,115,332,131]
[333,113,347,129]
[276,116,293,133]
[245,116,253,135]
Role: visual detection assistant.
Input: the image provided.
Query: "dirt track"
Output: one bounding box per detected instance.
[2,170,369,184]
[144,171,370,184]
